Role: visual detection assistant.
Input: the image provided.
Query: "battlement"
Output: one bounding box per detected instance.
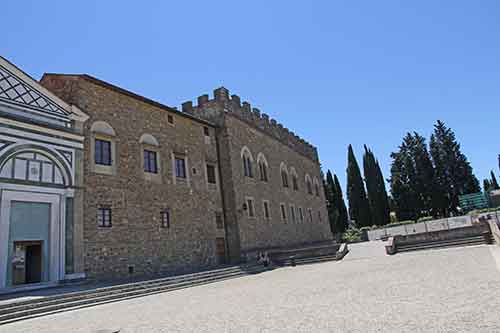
[182,87,319,163]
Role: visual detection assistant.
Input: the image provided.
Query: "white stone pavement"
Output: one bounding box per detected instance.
[2,243,500,333]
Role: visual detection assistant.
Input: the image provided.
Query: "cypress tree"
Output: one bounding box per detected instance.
[363,146,390,226]
[484,179,492,193]
[347,145,371,227]
[334,174,349,233]
[430,120,480,215]
[490,171,499,190]
[324,170,338,235]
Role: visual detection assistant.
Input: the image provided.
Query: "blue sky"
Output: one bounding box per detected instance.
[3,1,499,191]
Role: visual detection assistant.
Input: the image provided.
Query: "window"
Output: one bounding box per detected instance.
[97,207,112,227]
[281,170,289,188]
[292,174,299,190]
[309,208,313,222]
[175,156,186,179]
[216,212,224,229]
[161,209,170,228]
[95,139,112,166]
[280,203,287,222]
[247,198,255,217]
[263,201,270,219]
[259,162,268,182]
[143,150,158,173]
[299,207,304,223]
[206,164,216,184]
[318,211,322,223]
[167,114,174,124]
[315,183,320,196]
[290,204,296,223]
[306,176,313,195]
[243,156,253,178]
[203,126,210,136]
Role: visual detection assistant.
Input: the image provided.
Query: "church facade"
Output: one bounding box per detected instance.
[0,56,331,290]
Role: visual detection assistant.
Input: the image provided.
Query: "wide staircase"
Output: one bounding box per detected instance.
[266,241,347,266]
[0,264,268,325]
[396,233,493,253]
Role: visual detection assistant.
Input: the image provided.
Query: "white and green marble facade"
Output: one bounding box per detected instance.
[0,56,88,291]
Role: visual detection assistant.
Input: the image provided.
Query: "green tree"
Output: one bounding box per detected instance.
[324,171,338,235]
[490,171,499,190]
[334,173,349,233]
[363,146,390,226]
[430,120,480,215]
[347,145,371,227]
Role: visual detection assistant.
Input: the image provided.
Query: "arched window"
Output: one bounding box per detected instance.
[290,167,299,191]
[91,121,116,175]
[305,174,313,195]
[257,153,269,182]
[313,177,320,197]
[0,150,69,186]
[140,134,160,176]
[280,162,289,188]
[241,146,254,178]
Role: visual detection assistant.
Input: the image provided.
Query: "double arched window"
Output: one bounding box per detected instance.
[280,162,289,188]
[241,146,254,178]
[257,153,269,182]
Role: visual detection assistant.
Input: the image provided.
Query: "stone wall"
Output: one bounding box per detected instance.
[184,87,332,260]
[42,75,224,279]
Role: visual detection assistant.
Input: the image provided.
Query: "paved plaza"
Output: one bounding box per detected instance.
[2,243,500,333]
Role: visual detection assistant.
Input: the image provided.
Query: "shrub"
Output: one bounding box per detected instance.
[417,216,434,222]
[342,228,362,243]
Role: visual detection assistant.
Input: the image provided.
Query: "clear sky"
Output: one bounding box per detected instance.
[3,1,499,191]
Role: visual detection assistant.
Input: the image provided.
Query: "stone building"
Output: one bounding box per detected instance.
[41,74,226,280]
[0,56,331,288]
[0,56,88,291]
[182,88,331,262]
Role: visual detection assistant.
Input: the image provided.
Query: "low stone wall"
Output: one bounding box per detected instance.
[385,222,491,255]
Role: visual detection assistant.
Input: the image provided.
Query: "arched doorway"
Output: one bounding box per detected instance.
[0,147,73,288]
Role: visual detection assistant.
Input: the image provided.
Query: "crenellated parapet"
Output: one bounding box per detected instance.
[182,87,319,163]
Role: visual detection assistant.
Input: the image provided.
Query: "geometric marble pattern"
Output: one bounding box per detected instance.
[0,65,70,118]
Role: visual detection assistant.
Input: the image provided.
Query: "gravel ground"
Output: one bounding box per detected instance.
[2,243,500,333]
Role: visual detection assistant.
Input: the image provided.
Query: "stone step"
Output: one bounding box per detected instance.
[397,237,488,253]
[280,254,338,266]
[0,265,267,325]
[0,265,245,312]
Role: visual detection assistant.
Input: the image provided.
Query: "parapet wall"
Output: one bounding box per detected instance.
[182,87,319,163]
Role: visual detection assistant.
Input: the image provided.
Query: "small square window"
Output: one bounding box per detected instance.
[207,164,216,184]
[247,198,255,217]
[95,139,112,166]
[144,150,158,173]
[203,126,210,136]
[97,207,112,227]
[167,114,174,124]
[175,157,186,179]
[161,209,171,228]
[215,212,224,229]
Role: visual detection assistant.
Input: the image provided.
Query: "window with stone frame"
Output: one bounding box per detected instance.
[290,204,296,223]
[292,174,299,191]
[308,208,313,222]
[298,207,304,223]
[161,209,171,228]
[97,207,112,228]
[95,139,112,166]
[246,198,255,217]
[215,212,224,229]
[280,203,287,222]
[263,200,270,219]
[318,210,322,223]
[143,150,158,173]
[306,177,313,195]
[206,164,217,184]
[167,114,174,125]
[243,156,253,178]
[203,126,210,137]
[175,156,187,179]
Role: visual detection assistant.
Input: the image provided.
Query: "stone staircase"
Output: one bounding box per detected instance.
[279,254,339,266]
[0,264,268,325]
[396,234,492,253]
